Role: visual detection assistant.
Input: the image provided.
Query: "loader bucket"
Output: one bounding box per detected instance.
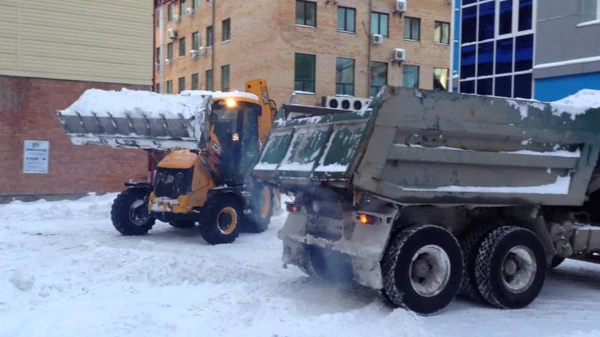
[56,88,210,150]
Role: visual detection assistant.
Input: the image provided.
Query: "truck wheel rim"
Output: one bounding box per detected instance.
[218,207,237,234]
[129,199,149,226]
[501,245,537,293]
[409,244,451,298]
[260,187,271,219]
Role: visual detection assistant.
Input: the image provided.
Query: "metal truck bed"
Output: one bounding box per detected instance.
[253,86,600,207]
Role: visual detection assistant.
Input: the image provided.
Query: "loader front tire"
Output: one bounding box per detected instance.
[111,188,155,236]
[381,223,463,315]
[199,195,242,245]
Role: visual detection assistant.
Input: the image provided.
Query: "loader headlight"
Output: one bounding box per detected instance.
[225,98,237,108]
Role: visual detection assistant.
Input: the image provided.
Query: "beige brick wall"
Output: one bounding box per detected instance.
[155,0,452,108]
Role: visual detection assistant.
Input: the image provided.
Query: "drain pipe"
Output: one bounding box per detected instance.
[366,0,373,97]
[211,0,216,85]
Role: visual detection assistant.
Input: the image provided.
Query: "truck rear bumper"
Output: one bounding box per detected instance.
[278,207,397,289]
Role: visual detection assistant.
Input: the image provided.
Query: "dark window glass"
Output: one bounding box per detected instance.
[296,0,317,27]
[460,80,475,94]
[370,61,388,97]
[499,0,513,35]
[478,1,495,41]
[515,34,533,72]
[460,45,476,79]
[514,73,532,98]
[494,76,512,97]
[337,7,356,32]
[518,0,533,31]
[495,38,514,74]
[477,78,493,95]
[477,41,494,77]
[294,53,316,92]
[463,0,476,4]
[461,6,477,43]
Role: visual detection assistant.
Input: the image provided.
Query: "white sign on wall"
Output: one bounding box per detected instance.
[23,140,49,174]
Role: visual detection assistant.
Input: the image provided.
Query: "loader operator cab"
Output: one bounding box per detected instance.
[209,97,262,185]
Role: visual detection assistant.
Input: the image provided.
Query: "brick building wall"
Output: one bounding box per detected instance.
[0,76,149,199]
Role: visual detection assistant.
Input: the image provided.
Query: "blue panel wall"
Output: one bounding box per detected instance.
[452,0,461,92]
[534,72,600,101]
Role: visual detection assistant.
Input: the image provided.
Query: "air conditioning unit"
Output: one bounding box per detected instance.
[393,48,406,62]
[197,46,207,55]
[165,58,172,65]
[321,96,373,111]
[371,33,384,45]
[190,50,199,59]
[186,7,195,16]
[168,28,178,39]
[173,14,181,23]
[395,0,407,12]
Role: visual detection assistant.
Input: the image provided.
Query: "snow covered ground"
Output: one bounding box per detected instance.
[1,193,599,337]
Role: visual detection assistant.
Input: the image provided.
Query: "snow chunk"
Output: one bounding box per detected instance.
[549,89,600,120]
[59,88,210,119]
[9,270,35,291]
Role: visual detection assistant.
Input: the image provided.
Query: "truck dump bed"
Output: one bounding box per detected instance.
[253,87,600,206]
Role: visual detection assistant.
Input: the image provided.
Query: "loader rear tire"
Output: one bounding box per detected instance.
[474,226,546,309]
[199,194,242,245]
[111,188,155,236]
[381,223,463,315]
[245,184,274,233]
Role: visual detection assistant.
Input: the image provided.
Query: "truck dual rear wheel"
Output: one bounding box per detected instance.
[474,226,546,309]
[381,223,463,315]
[199,195,242,245]
[110,188,155,236]
[245,184,274,233]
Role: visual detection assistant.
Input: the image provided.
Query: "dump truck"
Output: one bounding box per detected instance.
[57,78,279,245]
[253,86,600,315]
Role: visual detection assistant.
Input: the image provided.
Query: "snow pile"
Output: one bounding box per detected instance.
[59,88,210,119]
[550,89,600,120]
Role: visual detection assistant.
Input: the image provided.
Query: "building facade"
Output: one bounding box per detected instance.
[453,0,535,99]
[0,1,153,200]
[154,0,453,107]
[533,0,600,101]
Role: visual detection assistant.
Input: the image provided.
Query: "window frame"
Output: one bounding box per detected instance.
[166,80,173,93]
[335,57,355,96]
[294,53,316,93]
[296,0,317,27]
[337,6,356,33]
[402,64,420,88]
[205,69,214,90]
[192,31,200,50]
[191,73,199,90]
[193,0,200,9]
[582,0,600,23]
[221,65,230,91]
[178,76,186,93]
[168,3,174,21]
[404,17,421,41]
[369,61,388,97]
[434,21,450,44]
[222,18,231,42]
[179,0,186,16]
[178,37,186,57]
[433,67,449,90]
[167,42,173,59]
[206,26,214,47]
[371,12,389,37]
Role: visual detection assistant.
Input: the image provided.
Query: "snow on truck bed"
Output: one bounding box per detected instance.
[1,194,600,337]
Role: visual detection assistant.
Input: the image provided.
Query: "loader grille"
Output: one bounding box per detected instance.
[154,167,194,199]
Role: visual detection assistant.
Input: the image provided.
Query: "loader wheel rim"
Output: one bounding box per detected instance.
[217,207,237,234]
[260,186,271,219]
[129,199,149,226]
[501,245,537,294]
[409,244,451,298]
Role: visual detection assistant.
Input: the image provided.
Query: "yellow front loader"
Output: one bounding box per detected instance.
[57,78,279,245]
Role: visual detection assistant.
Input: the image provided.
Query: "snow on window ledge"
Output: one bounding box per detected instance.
[577,19,600,28]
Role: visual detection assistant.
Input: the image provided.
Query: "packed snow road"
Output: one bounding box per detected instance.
[1,194,599,337]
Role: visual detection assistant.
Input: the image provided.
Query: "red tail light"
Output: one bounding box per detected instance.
[286,202,300,213]
[358,213,377,225]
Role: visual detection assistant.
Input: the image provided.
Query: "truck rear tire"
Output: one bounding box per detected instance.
[459,225,495,301]
[111,188,155,236]
[199,195,242,245]
[245,184,273,233]
[474,226,546,309]
[381,223,463,315]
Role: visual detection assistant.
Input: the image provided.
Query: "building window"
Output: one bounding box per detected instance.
[222,19,231,41]
[294,53,316,93]
[168,3,174,21]
[193,0,200,9]
[337,7,356,32]
[179,37,186,57]
[371,12,389,37]
[166,80,173,93]
[178,77,186,93]
[434,21,450,44]
[167,42,173,59]
[370,61,387,97]
[335,57,354,96]
[221,65,230,91]
[403,65,419,88]
[433,68,449,90]
[156,47,160,61]
[155,83,160,93]
[192,31,200,50]
[583,0,599,22]
[404,17,420,41]
[296,0,316,27]
[206,26,213,46]
[180,0,186,15]
[458,0,534,99]
[206,69,213,90]
[191,73,199,90]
